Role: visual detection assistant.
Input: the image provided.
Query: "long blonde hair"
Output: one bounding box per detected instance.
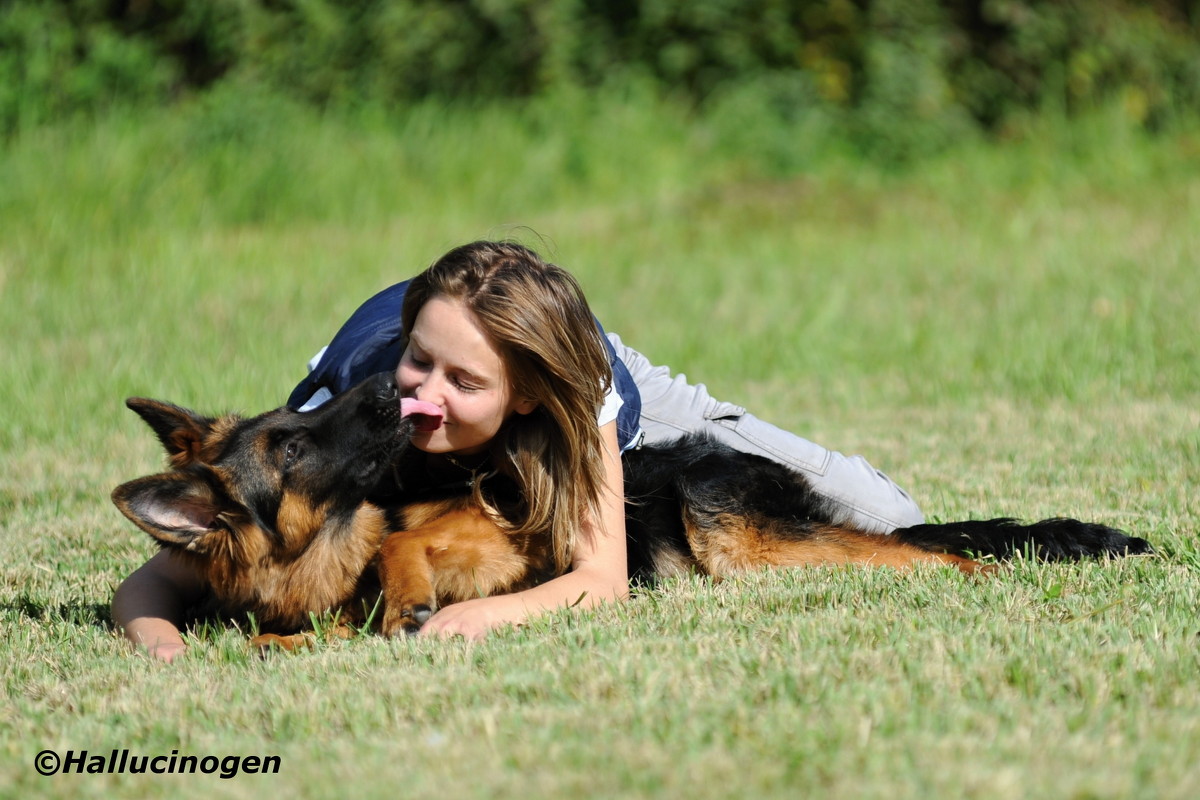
[401,241,613,572]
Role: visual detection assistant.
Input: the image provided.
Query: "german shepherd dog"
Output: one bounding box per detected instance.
[112,372,1151,649]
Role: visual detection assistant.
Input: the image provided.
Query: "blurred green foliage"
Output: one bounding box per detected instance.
[2,1,1198,161]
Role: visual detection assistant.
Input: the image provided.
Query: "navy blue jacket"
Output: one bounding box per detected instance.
[287,281,643,450]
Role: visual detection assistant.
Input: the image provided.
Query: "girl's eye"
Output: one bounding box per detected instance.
[403,346,430,369]
[451,375,481,392]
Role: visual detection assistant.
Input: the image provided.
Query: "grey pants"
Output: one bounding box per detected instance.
[609,333,924,533]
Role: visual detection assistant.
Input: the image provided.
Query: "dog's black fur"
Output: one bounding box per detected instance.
[622,432,1150,581]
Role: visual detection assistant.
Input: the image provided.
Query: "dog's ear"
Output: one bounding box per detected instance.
[111,472,230,552]
[124,398,220,468]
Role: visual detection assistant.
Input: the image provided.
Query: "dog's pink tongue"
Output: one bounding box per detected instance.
[400,398,443,432]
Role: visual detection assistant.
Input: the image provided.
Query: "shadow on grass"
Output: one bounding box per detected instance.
[2,594,113,629]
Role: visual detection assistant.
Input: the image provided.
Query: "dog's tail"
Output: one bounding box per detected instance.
[892,517,1153,562]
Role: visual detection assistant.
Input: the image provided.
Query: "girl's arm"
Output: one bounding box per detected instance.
[418,420,629,640]
[111,549,207,662]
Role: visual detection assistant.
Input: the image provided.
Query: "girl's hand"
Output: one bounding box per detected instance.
[417,594,529,641]
[146,641,188,663]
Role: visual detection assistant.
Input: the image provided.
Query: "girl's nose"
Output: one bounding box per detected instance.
[412,375,444,407]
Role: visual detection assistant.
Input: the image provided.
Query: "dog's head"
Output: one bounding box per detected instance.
[111,372,438,628]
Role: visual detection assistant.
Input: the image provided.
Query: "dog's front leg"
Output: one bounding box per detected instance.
[377,532,440,637]
[377,506,532,637]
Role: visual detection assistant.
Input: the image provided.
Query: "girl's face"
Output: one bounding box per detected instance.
[395,295,536,455]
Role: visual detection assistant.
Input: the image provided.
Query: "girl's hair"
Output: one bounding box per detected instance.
[401,241,613,572]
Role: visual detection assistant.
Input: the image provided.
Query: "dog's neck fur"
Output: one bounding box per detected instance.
[184,503,390,631]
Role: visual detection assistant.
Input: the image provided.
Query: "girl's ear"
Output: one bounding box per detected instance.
[514,398,539,416]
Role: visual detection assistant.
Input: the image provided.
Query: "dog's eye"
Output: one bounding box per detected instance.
[283,441,301,464]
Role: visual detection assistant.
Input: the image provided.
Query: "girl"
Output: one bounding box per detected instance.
[113,241,921,660]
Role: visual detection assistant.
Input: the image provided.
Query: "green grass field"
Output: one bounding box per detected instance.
[1,95,1197,799]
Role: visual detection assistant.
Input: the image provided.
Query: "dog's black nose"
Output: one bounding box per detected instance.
[373,372,399,403]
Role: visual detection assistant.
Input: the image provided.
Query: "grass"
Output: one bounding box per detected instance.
[1,93,1197,799]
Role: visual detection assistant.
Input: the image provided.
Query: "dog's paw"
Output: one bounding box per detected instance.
[407,604,434,626]
[381,603,435,638]
[250,632,315,653]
